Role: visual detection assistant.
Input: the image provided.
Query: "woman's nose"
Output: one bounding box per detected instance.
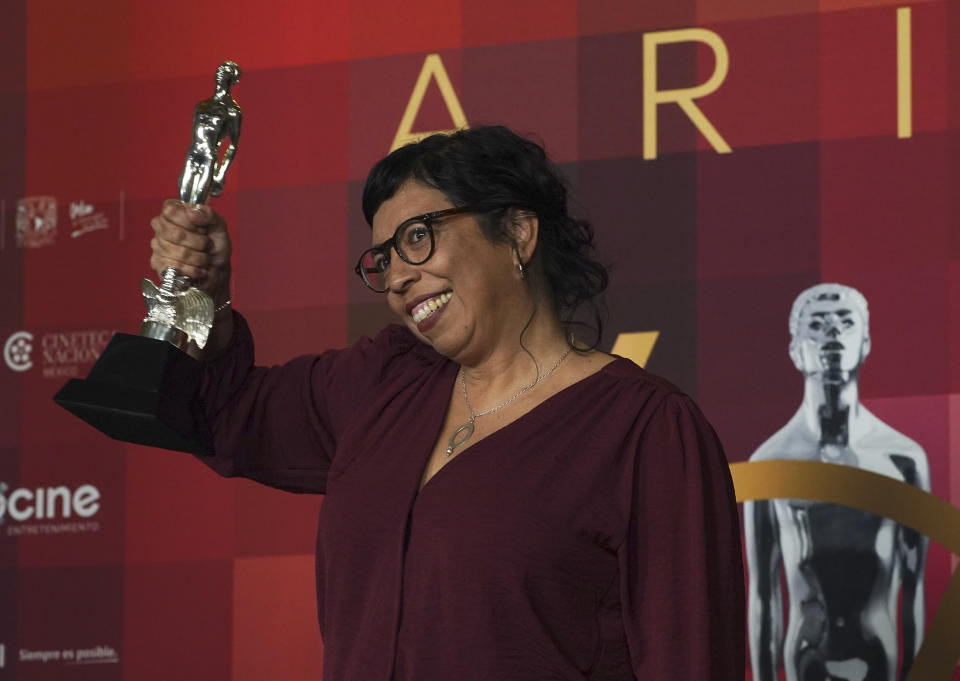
[386,257,420,293]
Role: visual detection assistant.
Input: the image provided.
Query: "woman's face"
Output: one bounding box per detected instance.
[370,180,523,363]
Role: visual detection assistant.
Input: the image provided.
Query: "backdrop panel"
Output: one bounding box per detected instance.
[0,1,957,680]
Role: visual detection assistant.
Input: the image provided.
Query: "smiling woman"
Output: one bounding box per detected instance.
[148,125,745,681]
[362,127,608,347]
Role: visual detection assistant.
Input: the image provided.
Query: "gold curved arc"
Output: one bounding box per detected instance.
[731,461,960,553]
[730,460,960,681]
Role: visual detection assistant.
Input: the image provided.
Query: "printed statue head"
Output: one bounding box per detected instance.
[788,283,870,376]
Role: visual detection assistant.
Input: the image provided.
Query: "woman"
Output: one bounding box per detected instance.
[150,126,744,680]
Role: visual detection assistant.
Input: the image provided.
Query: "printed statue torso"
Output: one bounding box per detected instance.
[757,422,926,681]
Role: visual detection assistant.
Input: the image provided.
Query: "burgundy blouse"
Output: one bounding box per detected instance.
[198,314,745,681]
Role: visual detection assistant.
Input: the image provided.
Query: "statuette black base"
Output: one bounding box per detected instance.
[53,333,210,454]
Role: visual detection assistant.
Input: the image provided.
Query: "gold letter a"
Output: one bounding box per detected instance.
[390,54,469,152]
[611,331,660,368]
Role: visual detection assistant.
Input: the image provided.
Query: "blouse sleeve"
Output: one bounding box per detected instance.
[193,313,415,494]
[617,392,745,680]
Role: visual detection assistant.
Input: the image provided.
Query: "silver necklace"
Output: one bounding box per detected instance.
[445,346,573,456]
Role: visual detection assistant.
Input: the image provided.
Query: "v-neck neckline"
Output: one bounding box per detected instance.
[416,356,628,496]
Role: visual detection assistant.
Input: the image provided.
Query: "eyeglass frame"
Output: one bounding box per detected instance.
[354,205,477,293]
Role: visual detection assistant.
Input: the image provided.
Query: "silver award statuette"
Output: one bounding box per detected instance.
[53,61,242,454]
[178,60,242,206]
[140,60,242,350]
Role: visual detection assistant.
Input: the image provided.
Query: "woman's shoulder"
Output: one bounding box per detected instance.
[598,355,685,395]
[581,354,689,413]
[584,355,714,433]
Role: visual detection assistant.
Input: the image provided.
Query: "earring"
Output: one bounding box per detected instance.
[514,246,526,280]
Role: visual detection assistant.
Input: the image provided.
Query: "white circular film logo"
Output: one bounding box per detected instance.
[4,331,34,372]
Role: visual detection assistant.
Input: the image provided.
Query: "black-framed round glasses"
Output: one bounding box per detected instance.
[354,206,475,293]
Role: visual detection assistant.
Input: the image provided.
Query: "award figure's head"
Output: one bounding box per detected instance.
[789,283,870,380]
[215,61,241,91]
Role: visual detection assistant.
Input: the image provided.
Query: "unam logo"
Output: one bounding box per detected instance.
[15,196,57,248]
[4,331,33,372]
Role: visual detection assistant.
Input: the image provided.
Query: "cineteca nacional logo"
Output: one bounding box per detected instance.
[3,331,33,372]
[3,328,112,377]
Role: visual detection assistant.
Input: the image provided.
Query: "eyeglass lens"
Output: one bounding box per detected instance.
[358,219,435,291]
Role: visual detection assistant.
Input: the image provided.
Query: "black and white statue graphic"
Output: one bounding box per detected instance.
[745,283,929,681]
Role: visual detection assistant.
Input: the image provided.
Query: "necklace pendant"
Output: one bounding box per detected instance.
[446,420,475,457]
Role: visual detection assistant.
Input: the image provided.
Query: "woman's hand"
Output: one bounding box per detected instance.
[150,199,232,306]
[149,199,234,356]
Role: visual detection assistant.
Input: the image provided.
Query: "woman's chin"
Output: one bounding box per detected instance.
[412,323,465,361]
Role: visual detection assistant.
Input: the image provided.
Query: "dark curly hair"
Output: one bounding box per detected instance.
[362,126,608,347]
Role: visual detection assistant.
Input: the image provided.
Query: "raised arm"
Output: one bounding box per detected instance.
[145,197,392,493]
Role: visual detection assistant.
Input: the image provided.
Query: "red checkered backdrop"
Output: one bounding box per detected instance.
[0,0,958,679]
